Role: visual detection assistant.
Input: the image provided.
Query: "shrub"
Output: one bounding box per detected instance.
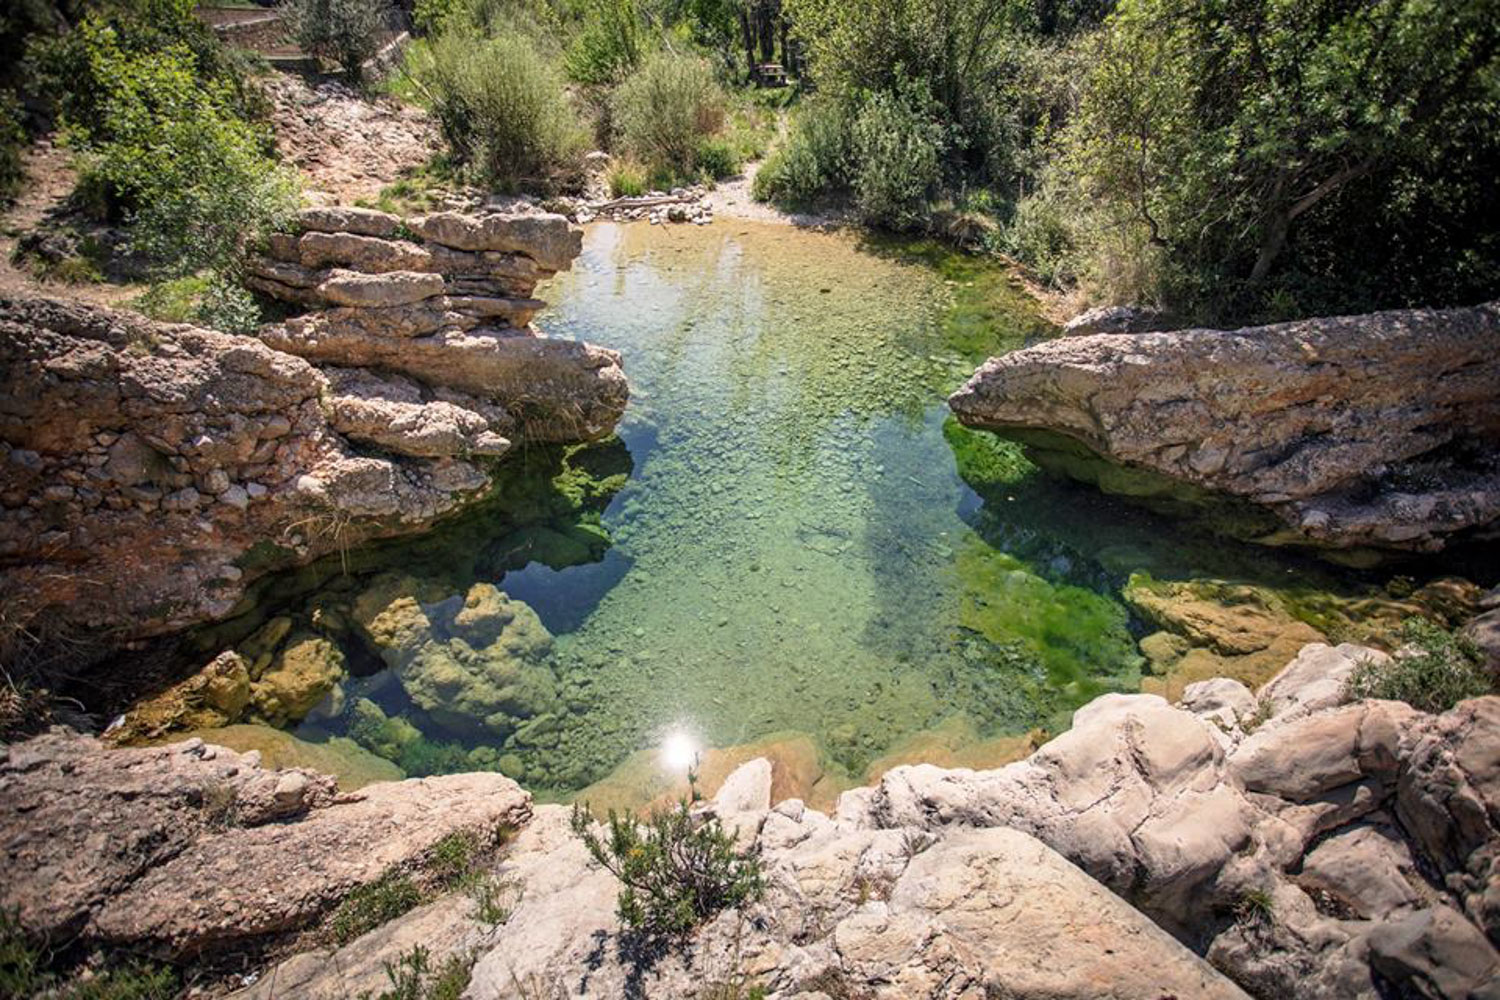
[564,0,642,85]
[570,795,763,939]
[694,137,739,180]
[324,872,423,944]
[0,90,23,205]
[49,13,296,278]
[280,0,393,83]
[418,31,586,192]
[849,88,944,230]
[608,158,647,197]
[751,97,853,205]
[373,945,474,1000]
[1346,618,1493,715]
[612,52,725,178]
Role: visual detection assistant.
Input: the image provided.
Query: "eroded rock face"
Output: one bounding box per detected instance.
[846,660,1500,999]
[949,301,1500,553]
[0,730,531,957]
[461,805,1252,1000]
[0,209,625,657]
[249,206,626,445]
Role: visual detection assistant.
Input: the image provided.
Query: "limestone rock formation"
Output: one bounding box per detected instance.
[248,206,626,445]
[0,208,625,657]
[850,657,1500,999]
[0,730,531,957]
[460,805,1252,1000]
[949,301,1500,553]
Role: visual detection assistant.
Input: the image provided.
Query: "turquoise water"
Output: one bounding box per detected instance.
[212,219,1397,801]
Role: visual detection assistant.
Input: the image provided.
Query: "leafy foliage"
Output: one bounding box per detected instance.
[31,0,295,299]
[0,90,24,205]
[613,51,727,178]
[1060,0,1500,318]
[1347,618,1493,714]
[849,86,944,228]
[564,0,643,84]
[367,945,474,1000]
[570,789,764,938]
[281,0,393,83]
[418,30,587,192]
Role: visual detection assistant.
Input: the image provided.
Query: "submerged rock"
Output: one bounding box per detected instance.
[949,301,1500,554]
[351,574,558,739]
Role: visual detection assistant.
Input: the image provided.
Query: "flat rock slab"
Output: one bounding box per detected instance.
[0,731,531,957]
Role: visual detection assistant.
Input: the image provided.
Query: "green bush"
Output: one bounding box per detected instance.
[850,88,944,230]
[570,795,763,938]
[0,90,24,205]
[564,0,642,85]
[612,51,726,178]
[418,31,586,192]
[694,137,739,180]
[751,97,853,205]
[1346,618,1493,715]
[1002,180,1079,286]
[608,159,647,197]
[372,945,474,1000]
[280,0,392,83]
[1063,0,1500,319]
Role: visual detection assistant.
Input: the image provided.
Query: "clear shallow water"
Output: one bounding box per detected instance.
[235,220,1383,801]
[475,220,1139,789]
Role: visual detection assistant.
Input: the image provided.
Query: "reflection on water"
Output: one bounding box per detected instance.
[205,220,1415,805]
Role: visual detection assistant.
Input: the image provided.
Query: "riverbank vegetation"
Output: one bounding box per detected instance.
[756,0,1500,322]
[11,0,296,329]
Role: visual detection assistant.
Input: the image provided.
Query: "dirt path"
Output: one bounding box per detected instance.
[0,138,140,307]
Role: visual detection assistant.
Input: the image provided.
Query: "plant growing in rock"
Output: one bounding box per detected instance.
[569,777,764,938]
[1346,618,1492,714]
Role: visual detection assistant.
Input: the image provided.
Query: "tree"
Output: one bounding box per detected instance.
[1066,0,1500,312]
[281,0,393,83]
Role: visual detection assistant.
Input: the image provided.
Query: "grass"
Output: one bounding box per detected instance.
[132,274,210,323]
[607,159,647,197]
[1,910,177,1000]
[1234,888,1275,926]
[367,945,475,1000]
[323,825,518,945]
[357,157,460,216]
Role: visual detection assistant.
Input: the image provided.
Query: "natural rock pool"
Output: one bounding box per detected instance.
[145,219,1449,807]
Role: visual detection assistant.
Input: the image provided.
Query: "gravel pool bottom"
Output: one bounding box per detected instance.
[269,220,1333,806]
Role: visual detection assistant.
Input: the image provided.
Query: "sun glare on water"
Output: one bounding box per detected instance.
[661,731,698,772]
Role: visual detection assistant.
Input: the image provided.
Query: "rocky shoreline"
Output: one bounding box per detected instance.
[949,301,1500,557]
[0,208,625,667]
[3,639,1496,998]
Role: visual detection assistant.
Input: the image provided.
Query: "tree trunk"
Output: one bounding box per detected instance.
[739,7,758,84]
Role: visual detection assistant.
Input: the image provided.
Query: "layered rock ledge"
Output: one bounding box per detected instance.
[948,301,1500,553]
[0,208,626,656]
[2,643,1496,998]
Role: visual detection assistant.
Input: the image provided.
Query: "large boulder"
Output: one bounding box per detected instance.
[351,574,558,739]
[0,730,531,957]
[461,800,1252,1000]
[948,301,1500,553]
